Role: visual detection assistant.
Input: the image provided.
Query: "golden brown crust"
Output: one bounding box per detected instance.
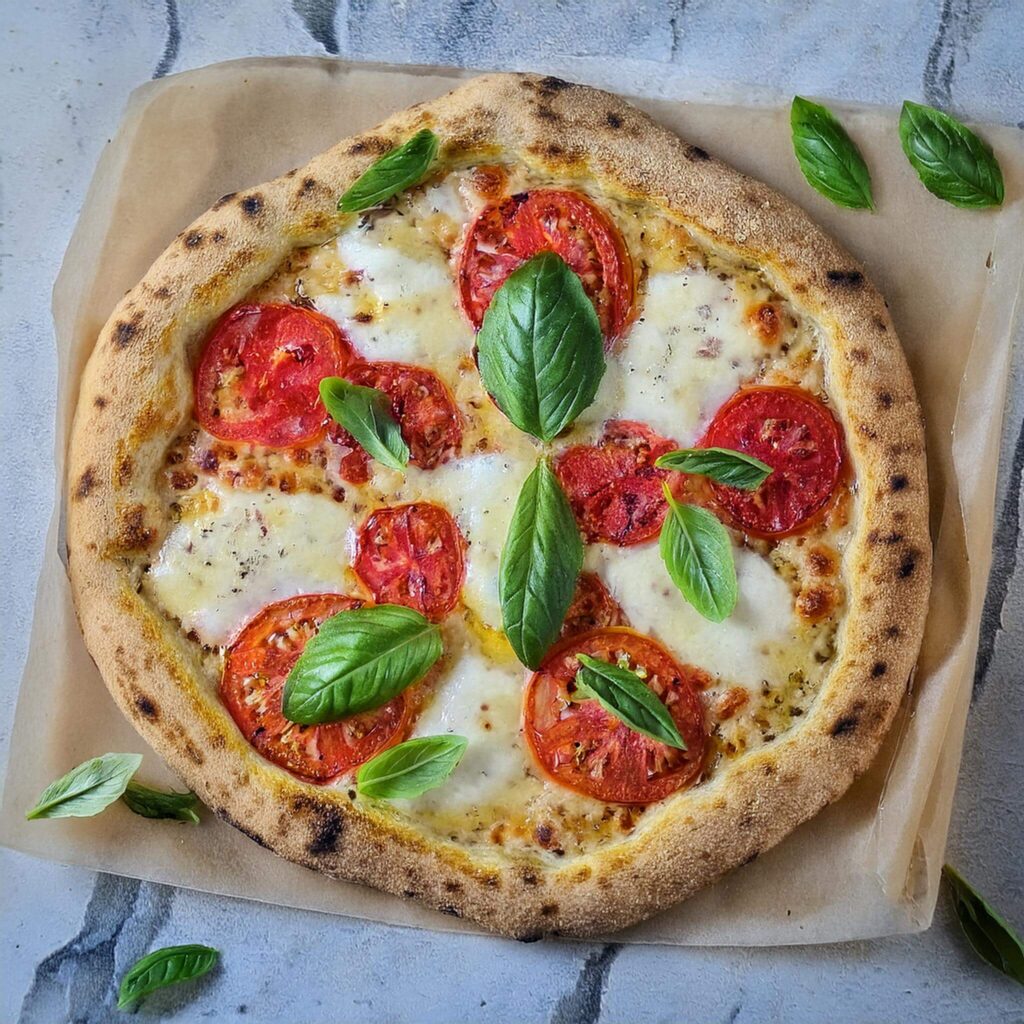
[67,73,930,938]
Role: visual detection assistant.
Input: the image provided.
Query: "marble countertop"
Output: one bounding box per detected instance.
[2,2,1023,1021]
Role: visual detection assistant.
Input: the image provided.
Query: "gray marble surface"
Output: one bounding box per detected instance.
[2,2,1024,1021]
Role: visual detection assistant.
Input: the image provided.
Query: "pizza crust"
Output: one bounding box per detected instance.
[66,73,930,938]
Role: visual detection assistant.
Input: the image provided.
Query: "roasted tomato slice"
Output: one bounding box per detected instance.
[553,420,676,546]
[524,628,707,805]
[701,386,845,537]
[330,361,463,484]
[561,573,627,640]
[221,593,413,783]
[354,503,467,621]
[195,303,355,447]
[458,189,635,341]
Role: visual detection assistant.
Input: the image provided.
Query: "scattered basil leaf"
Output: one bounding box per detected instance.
[790,96,874,210]
[899,101,1004,208]
[282,605,442,725]
[477,252,605,442]
[944,865,1024,986]
[121,781,201,825]
[659,484,737,623]
[338,128,439,213]
[575,654,686,749]
[117,944,219,1010]
[357,735,468,800]
[655,447,773,490]
[500,458,583,668]
[320,376,408,473]
[26,753,142,820]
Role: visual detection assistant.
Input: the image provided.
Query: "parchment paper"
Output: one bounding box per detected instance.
[2,57,1022,946]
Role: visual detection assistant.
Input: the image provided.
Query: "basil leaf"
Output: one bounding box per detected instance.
[790,96,874,210]
[477,252,604,442]
[899,101,1004,208]
[500,458,583,668]
[26,753,142,820]
[121,781,201,824]
[944,865,1024,986]
[320,376,408,472]
[357,735,468,800]
[575,654,686,749]
[659,485,737,622]
[338,128,439,213]
[117,944,219,1009]
[282,605,442,725]
[655,447,773,490]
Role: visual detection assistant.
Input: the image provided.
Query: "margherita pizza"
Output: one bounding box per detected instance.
[67,74,930,938]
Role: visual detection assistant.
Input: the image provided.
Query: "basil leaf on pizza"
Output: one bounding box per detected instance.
[655,447,773,490]
[121,781,201,824]
[282,605,442,725]
[659,484,737,622]
[357,735,469,800]
[500,458,583,668]
[944,865,1024,986]
[320,376,409,473]
[338,128,439,213]
[574,654,686,749]
[117,944,219,1010]
[899,101,1004,208]
[26,753,142,820]
[477,252,605,442]
[790,96,874,210]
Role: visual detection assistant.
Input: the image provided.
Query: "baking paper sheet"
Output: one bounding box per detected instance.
[2,57,1022,946]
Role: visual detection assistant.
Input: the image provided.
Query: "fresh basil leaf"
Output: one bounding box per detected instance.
[117,944,219,1010]
[477,252,604,442]
[899,101,1004,208]
[320,376,408,472]
[575,654,686,749]
[500,458,583,668]
[655,447,773,490]
[944,865,1024,986]
[121,781,201,825]
[790,96,874,210]
[357,735,468,800]
[338,129,439,213]
[282,605,442,725]
[659,484,737,622]
[26,753,142,820]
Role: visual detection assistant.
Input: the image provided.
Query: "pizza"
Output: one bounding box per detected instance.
[67,73,930,938]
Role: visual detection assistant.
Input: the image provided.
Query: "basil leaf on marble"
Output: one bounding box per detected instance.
[659,484,737,623]
[899,101,1004,208]
[944,865,1024,986]
[791,96,874,210]
[26,753,142,820]
[320,376,408,473]
[338,128,439,213]
[655,447,773,490]
[477,252,605,442]
[117,944,219,1010]
[357,735,468,800]
[121,781,201,825]
[500,458,583,669]
[574,654,686,749]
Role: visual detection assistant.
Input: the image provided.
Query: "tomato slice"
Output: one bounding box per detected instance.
[195,303,356,448]
[329,361,462,484]
[457,189,635,341]
[553,420,676,546]
[221,594,413,783]
[524,628,707,805]
[354,503,467,621]
[701,386,845,537]
[561,573,627,640]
